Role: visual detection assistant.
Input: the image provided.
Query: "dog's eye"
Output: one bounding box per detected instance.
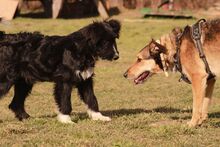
[137,58,141,62]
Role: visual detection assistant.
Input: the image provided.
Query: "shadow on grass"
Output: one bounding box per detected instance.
[153,106,192,121]
[101,108,152,117]
[169,111,220,128]
[37,107,193,120]
[153,106,191,113]
[209,112,220,118]
[35,107,220,126]
[74,107,193,120]
[170,116,191,120]
[210,121,220,128]
[70,108,153,121]
[34,108,152,123]
[208,112,220,127]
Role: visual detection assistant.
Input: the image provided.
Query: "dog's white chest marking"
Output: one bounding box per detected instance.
[76,67,94,80]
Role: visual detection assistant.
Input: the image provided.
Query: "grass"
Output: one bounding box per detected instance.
[0,17,220,146]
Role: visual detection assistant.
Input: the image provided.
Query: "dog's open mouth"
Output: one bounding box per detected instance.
[134,71,151,84]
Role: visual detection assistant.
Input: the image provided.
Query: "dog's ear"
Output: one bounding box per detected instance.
[172,27,183,36]
[150,39,167,55]
[106,19,121,38]
[83,22,104,45]
[149,39,159,55]
[181,25,192,39]
[151,38,156,42]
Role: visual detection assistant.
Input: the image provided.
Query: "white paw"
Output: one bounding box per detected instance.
[57,113,74,124]
[87,109,111,121]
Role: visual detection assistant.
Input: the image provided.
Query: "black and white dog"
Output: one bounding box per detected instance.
[0,19,121,123]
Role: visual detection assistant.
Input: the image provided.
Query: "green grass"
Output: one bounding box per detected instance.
[0,17,220,146]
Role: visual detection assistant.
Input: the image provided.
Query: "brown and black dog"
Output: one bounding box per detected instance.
[124,19,220,127]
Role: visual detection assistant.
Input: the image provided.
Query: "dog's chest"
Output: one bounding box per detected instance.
[77,67,94,80]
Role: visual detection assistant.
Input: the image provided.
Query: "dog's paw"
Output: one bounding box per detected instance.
[87,110,111,121]
[16,112,30,121]
[187,120,199,127]
[92,115,111,121]
[198,114,208,126]
[57,113,74,124]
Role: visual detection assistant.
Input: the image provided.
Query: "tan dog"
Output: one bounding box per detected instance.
[124,19,220,127]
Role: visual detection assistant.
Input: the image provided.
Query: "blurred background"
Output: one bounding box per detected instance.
[0,0,220,20]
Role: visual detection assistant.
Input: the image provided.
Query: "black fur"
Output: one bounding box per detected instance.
[0,19,121,121]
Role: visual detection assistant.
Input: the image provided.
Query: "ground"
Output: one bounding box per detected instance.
[0,17,220,146]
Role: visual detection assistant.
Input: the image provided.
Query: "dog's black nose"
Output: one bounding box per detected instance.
[123,71,128,78]
[113,55,119,60]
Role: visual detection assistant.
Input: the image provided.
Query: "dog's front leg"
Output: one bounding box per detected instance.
[54,82,74,124]
[188,74,207,127]
[199,78,216,125]
[77,78,111,121]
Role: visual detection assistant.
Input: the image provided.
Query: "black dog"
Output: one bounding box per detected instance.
[0,19,121,123]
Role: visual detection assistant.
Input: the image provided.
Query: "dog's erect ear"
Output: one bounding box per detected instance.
[106,19,121,38]
[83,20,120,46]
[180,25,192,39]
[150,39,167,55]
[172,27,183,36]
[151,38,155,42]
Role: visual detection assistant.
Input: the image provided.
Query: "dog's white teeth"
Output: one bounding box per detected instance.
[87,109,111,121]
[57,113,74,124]
[134,79,139,84]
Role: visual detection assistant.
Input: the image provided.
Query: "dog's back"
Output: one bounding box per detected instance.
[180,19,220,76]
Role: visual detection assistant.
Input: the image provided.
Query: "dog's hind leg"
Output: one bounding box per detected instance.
[188,74,207,127]
[9,78,33,121]
[77,78,111,121]
[54,82,74,124]
[199,78,216,124]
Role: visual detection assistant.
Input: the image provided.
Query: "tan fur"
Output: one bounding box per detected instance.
[125,19,220,127]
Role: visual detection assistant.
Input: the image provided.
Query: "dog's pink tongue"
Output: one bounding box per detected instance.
[134,72,149,85]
